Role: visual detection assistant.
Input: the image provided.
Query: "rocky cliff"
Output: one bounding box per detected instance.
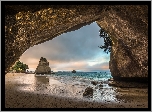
[35,57,51,74]
[96,5,148,82]
[5,5,148,82]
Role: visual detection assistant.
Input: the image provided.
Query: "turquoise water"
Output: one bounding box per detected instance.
[45,71,114,102]
[48,71,112,83]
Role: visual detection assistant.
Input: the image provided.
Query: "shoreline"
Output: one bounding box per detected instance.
[5,73,148,108]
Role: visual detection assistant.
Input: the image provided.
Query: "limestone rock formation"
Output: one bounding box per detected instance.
[5,5,148,83]
[35,57,51,74]
[96,5,148,82]
[72,70,76,73]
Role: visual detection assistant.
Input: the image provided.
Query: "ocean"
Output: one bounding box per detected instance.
[48,71,112,83]
[40,71,116,102]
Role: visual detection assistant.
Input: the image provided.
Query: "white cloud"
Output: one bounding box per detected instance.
[19,22,110,72]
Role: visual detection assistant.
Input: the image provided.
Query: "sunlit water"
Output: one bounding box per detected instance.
[5,72,121,103]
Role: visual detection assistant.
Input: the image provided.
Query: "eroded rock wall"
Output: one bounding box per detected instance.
[5,5,148,82]
[96,5,148,81]
[5,5,103,73]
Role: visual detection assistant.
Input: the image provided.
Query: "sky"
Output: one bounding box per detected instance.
[20,22,110,72]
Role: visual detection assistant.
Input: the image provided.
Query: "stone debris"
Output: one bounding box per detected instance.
[91,81,98,86]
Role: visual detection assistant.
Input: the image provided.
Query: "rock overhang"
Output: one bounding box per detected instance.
[5,5,148,82]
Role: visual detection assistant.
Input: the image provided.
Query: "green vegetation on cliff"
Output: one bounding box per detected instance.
[10,60,29,73]
[98,28,112,54]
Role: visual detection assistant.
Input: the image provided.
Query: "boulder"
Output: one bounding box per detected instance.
[108,81,117,87]
[83,87,93,97]
[91,81,98,86]
[99,84,104,88]
[108,78,114,81]
[35,57,51,74]
[72,70,76,73]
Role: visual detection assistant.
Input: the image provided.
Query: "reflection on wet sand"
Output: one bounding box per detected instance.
[33,76,49,92]
[35,76,49,84]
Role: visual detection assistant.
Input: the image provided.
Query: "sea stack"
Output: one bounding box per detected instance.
[72,70,76,73]
[35,57,51,74]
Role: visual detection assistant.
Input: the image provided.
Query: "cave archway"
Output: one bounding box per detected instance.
[19,22,110,73]
[5,5,148,82]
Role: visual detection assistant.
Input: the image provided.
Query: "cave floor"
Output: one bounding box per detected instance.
[5,73,148,108]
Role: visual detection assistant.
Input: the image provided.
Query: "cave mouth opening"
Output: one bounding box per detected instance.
[6,21,113,101]
[5,5,148,85]
[4,5,148,108]
[17,21,111,74]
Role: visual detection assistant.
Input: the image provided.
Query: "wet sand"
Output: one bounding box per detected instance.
[5,73,148,108]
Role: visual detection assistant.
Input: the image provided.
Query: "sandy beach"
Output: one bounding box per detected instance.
[5,73,148,108]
